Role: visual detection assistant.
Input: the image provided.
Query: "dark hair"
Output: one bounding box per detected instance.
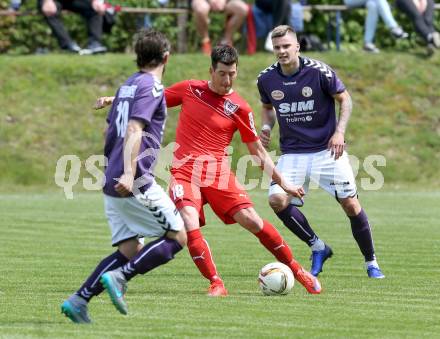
[134,29,170,69]
[211,45,239,70]
[271,25,297,39]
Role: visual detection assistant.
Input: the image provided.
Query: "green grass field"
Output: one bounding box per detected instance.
[1,189,439,338]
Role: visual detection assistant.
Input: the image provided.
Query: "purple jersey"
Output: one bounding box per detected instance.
[103,72,166,197]
[257,56,345,154]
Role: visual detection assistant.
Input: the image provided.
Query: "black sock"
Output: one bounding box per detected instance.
[276,204,318,246]
[349,209,375,262]
[120,237,182,281]
[76,250,128,302]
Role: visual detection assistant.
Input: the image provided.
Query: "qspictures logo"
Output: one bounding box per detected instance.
[54,134,387,199]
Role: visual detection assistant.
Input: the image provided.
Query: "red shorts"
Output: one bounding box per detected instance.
[169,168,253,226]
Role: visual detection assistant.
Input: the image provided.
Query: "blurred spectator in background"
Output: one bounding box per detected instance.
[395,0,440,53]
[250,0,306,52]
[9,0,22,11]
[37,0,107,54]
[255,0,291,51]
[343,0,409,53]
[191,0,248,55]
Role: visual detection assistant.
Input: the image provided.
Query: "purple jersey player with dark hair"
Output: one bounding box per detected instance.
[257,25,385,279]
[61,29,187,324]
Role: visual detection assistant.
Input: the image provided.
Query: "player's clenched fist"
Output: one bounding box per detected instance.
[114,173,134,197]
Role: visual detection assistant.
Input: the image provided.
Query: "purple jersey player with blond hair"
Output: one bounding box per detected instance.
[61,29,187,324]
[257,25,385,279]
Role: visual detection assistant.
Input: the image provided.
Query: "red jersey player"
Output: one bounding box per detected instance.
[95,45,322,296]
[165,45,321,296]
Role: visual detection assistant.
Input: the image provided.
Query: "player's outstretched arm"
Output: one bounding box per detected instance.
[259,104,276,149]
[94,96,115,110]
[246,140,305,199]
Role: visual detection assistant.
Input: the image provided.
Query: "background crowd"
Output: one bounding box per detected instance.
[2,0,440,54]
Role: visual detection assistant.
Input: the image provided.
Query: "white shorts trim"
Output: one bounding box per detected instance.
[269,150,357,205]
[104,181,184,246]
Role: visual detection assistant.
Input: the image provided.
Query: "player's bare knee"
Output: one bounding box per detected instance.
[166,229,187,247]
[241,216,263,233]
[340,197,361,217]
[179,206,200,232]
[136,241,143,253]
[118,238,141,259]
[268,194,289,213]
[234,208,263,233]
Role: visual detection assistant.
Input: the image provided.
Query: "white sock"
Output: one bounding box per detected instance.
[365,259,379,269]
[310,238,325,252]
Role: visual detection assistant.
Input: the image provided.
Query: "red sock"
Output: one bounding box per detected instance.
[255,220,302,274]
[187,229,221,283]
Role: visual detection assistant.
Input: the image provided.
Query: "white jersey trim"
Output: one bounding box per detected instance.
[257,62,279,79]
[302,57,333,80]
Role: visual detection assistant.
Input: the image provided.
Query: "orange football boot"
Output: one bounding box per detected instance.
[207,280,228,297]
[294,267,322,294]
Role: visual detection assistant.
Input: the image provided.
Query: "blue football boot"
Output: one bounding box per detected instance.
[61,294,91,324]
[367,265,385,279]
[101,270,128,315]
[310,245,333,277]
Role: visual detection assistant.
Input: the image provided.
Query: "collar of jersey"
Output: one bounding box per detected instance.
[276,57,303,79]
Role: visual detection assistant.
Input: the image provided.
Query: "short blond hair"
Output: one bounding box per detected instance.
[271,25,297,39]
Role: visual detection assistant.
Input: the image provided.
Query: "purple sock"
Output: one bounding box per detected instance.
[276,204,318,246]
[76,250,128,302]
[349,209,375,262]
[120,237,182,281]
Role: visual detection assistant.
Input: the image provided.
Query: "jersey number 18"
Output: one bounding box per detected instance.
[116,100,129,138]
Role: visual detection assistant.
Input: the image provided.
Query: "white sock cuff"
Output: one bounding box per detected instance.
[365,259,379,269]
[310,238,325,252]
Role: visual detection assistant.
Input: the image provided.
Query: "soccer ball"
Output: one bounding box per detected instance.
[258,262,295,296]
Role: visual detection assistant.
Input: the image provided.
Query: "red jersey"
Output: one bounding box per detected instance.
[165,80,259,173]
